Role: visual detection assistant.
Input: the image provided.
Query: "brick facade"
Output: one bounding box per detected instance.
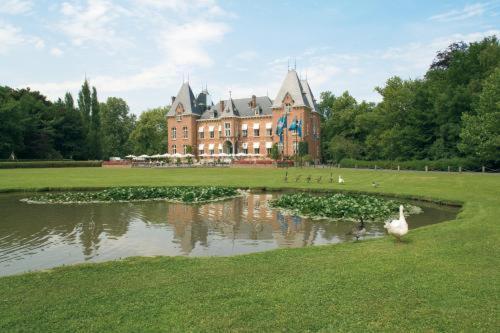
[166,70,321,162]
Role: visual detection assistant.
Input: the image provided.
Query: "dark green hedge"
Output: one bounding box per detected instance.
[338,158,481,172]
[0,161,102,169]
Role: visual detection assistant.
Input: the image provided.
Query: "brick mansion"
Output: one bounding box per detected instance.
[166,70,321,162]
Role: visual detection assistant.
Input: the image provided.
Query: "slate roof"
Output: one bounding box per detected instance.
[271,70,310,108]
[167,82,201,116]
[300,80,318,112]
[200,96,273,120]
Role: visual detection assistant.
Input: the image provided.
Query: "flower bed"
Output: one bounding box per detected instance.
[269,192,421,221]
[22,186,240,204]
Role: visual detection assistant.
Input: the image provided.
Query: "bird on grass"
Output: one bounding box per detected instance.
[384,205,408,242]
[306,175,312,183]
[372,181,379,188]
[338,175,345,184]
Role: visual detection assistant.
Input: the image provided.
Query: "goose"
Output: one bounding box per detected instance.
[384,205,408,242]
[338,175,345,184]
[349,218,366,241]
[372,181,379,188]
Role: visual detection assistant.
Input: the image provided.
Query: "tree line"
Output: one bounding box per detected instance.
[0,80,168,160]
[1,36,498,166]
[319,36,499,167]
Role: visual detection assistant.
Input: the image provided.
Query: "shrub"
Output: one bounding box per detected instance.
[0,161,102,169]
[338,158,479,171]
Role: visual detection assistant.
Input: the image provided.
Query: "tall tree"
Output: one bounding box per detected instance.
[459,67,500,164]
[100,97,136,158]
[87,87,102,159]
[129,107,168,155]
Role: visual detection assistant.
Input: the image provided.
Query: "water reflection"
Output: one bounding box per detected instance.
[0,193,458,276]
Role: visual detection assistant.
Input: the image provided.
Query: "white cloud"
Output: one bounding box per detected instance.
[235,50,258,61]
[0,22,24,53]
[57,0,130,48]
[0,21,44,53]
[158,20,229,67]
[50,47,63,57]
[0,0,33,15]
[429,3,490,22]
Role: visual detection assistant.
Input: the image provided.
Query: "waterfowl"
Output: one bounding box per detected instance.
[350,218,366,241]
[384,205,408,242]
[372,181,379,188]
[338,175,345,184]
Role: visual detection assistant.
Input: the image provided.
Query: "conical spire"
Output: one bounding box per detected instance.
[272,70,310,108]
[168,82,200,116]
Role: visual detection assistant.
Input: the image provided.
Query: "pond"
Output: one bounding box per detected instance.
[0,191,459,276]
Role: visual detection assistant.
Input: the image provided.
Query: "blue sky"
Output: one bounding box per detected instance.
[1,0,499,114]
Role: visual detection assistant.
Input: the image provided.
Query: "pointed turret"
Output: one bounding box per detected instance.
[300,79,318,112]
[168,82,200,116]
[272,70,310,108]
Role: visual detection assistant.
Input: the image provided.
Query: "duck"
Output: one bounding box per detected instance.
[384,205,408,242]
[350,218,366,241]
[338,175,345,184]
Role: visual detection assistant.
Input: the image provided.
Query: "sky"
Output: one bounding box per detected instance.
[0,0,499,114]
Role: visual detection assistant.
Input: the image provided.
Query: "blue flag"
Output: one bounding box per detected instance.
[288,117,297,131]
[297,119,303,137]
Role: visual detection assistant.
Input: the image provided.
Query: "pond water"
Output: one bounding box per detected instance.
[0,192,459,276]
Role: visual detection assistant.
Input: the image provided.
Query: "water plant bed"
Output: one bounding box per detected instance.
[21,186,240,204]
[269,192,421,221]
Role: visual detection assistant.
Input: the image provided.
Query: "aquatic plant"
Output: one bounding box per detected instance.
[269,193,420,221]
[23,186,240,204]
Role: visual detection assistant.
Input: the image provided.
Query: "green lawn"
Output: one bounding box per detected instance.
[0,167,499,332]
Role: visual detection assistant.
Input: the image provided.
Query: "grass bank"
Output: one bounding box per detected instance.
[0,167,499,332]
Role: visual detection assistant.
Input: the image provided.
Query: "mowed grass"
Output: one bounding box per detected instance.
[0,167,499,332]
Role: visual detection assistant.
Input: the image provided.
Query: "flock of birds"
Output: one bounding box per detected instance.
[284,172,409,243]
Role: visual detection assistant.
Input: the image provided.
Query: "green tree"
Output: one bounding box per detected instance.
[87,87,102,159]
[129,107,169,155]
[459,67,500,164]
[100,97,136,158]
[270,143,280,161]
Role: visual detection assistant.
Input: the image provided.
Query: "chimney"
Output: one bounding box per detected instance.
[220,100,225,113]
[251,95,257,108]
[171,96,176,105]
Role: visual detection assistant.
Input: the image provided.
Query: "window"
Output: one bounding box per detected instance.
[224,123,231,137]
[266,128,272,136]
[242,129,248,137]
[171,127,176,139]
[210,129,215,138]
[243,147,248,154]
[199,131,204,139]
[218,126,222,137]
[172,144,177,154]
[285,103,292,113]
[183,145,187,154]
[183,126,188,138]
[199,149,204,155]
[209,149,214,155]
[254,147,260,155]
[266,148,271,155]
[254,128,260,137]
[293,142,299,154]
[176,115,182,122]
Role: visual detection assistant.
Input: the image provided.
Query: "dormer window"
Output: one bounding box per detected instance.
[254,106,261,116]
[285,103,292,113]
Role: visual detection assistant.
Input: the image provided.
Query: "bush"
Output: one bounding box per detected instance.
[0,161,102,169]
[338,158,480,172]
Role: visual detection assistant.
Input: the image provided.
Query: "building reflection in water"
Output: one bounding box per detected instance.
[0,192,457,276]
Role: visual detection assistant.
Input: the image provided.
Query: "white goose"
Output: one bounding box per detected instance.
[338,175,345,184]
[384,205,408,242]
